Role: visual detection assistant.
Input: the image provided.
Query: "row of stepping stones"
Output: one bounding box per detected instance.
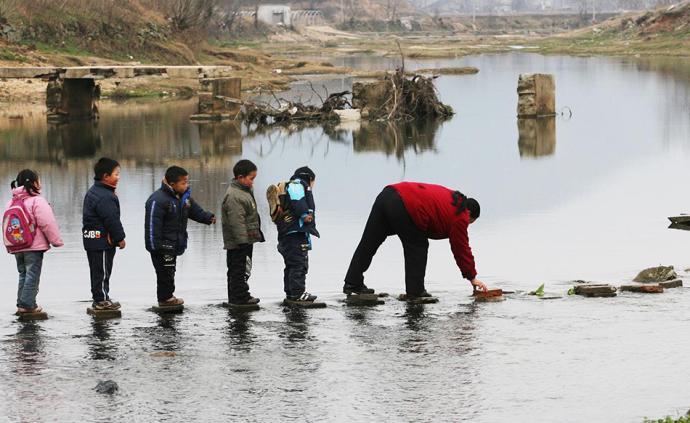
[572,265,683,298]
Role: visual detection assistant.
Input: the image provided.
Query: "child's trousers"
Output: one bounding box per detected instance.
[150,252,177,302]
[277,233,309,298]
[87,249,116,302]
[226,244,253,303]
[15,251,44,309]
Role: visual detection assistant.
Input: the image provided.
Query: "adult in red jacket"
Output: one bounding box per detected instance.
[343,182,487,297]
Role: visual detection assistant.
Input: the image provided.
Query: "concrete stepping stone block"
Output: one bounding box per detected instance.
[573,284,617,297]
[87,308,122,319]
[659,279,683,289]
[474,289,505,302]
[15,311,48,321]
[221,302,260,312]
[281,299,327,309]
[150,304,184,314]
[344,293,385,306]
[620,284,664,294]
[397,294,440,304]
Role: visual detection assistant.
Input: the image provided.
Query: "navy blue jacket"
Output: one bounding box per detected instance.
[144,183,214,256]
[276,178,320,239]
[82,181,126,251]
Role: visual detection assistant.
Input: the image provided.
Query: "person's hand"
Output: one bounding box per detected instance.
[118,239,126,249]
[304,214,314,223]
[210,216,217,224]
[471,278,488,292]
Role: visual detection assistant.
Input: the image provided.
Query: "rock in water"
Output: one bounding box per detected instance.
[95,380,119,394]
[633,266,677,283]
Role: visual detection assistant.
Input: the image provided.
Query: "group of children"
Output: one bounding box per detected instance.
[3,158,320,315]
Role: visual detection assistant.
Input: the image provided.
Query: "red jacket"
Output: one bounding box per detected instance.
[389,182,477,280]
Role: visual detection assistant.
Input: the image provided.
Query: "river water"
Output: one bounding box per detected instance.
[1,53,690,422]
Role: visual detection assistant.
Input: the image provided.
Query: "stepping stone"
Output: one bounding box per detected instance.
[397,294,439,304]
[87,307,122,319]
[633,265,677,283]
[377,292,390,298]
[281,299,327,309]
[221,302,260,312]
[573,284,617,298]
[150,304,184,314]
[659,279,683,289]
[620,284,664,294]
[473,289,504,303]
[344,293,385,306]
[15,311,48,321]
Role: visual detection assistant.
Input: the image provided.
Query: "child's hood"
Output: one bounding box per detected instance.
[11,186,35,200]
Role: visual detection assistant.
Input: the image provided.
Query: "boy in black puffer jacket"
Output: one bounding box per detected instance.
[273,166,320,303]
[82,157,126,311]
[144,166,215,306]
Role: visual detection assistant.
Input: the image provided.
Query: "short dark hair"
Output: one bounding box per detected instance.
[94,157,120,180]
[292,166,315,182]
[233,160,257,178]
[467,198,480,220]
[11,169,40,196]
[165,166,189,184]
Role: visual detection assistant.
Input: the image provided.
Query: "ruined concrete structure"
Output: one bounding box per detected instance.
[517,73,556,118]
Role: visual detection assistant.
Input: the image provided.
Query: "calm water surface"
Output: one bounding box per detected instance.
[1,53,690,422]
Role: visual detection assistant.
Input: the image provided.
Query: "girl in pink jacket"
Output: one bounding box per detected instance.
[4,169,63,314]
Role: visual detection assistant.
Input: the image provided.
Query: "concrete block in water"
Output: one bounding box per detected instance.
[397,294,440,304]
[15,311,48,321]
[660,279,683,289]
[517,73,556,118]
[573,284,617,298]
[221,302,260,312]
[619,284,664,294]
[282,299,327,309]
[344,293,385,306]
[150,304,184,314]
[473,289,505,303]
[633,266,678,283]
[87,308,122,319]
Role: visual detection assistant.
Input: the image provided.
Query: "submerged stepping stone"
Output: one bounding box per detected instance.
[281,299,327,309]
[87,307,122,319]
[473,289,504,303]
[150,304,184,314]
[344,293,385,306]
[221,302,260,312]
[620,284,664,294]
[15,311,48,321]
[659,279,683,289]
[573,284,617,298]
[397,294,439,304]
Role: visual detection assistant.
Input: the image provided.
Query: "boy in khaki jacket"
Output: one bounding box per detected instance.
[222,159,264,305]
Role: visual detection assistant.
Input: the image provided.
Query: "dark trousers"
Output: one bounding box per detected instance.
[150,252,177,302]
[278,233,310,298]
[345,186,429,296]
[87,249,116,302]
[226,244,253,303]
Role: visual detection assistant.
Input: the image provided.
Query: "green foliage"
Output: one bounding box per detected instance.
[643,415,690,423]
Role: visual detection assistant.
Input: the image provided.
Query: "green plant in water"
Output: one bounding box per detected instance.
[532,283,545,297]
[567,287,576,296]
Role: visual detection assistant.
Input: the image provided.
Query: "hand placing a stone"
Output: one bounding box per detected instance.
[471,278,488,292]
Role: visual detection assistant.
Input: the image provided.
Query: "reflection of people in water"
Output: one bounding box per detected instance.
[88,319,117,361]
[344,182,487,298]
[11,322,47,377]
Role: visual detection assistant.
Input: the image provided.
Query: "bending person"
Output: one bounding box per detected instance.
[343,182,487,298]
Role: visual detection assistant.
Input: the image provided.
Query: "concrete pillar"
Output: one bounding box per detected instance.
[192,78,242,120]
[517,74,555,118]
[47,78,100,121]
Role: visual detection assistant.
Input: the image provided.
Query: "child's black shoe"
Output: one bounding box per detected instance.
[287,292,317,302]
[230,296,260,305]
[343,284,375,295]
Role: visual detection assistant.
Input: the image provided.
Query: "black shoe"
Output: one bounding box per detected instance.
[287,292,317,302]
[417,291,433,298]
[230,297,260,305]
[343,284,375,295]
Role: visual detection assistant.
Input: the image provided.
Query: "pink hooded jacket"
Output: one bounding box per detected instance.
[5,187,63,253]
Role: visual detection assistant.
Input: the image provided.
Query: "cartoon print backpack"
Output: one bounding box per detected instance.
[3,197,36,253]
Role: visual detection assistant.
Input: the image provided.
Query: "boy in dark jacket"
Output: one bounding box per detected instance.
[144,166,215,306]
[222,160,264,305]
[272,166,320,303]
[82,157,126,311]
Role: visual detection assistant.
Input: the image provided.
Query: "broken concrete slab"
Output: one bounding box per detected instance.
[619,284,664,294]
[221,302,260,312]
[15,311,48,321]
[473,289,504,302]
[344,293,385,306]
[397,294,439,304]
[660,279,683,289]
[282,299,327,309]
[150,304,184,314]
[87,308,122,319]
[573,284,617,298]
[633,266,678,283]
[517,73,556,118]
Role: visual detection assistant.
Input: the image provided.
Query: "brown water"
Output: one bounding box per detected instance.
[2,53,690,422]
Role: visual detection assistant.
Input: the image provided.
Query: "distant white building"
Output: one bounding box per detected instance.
[257,5,292,27]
